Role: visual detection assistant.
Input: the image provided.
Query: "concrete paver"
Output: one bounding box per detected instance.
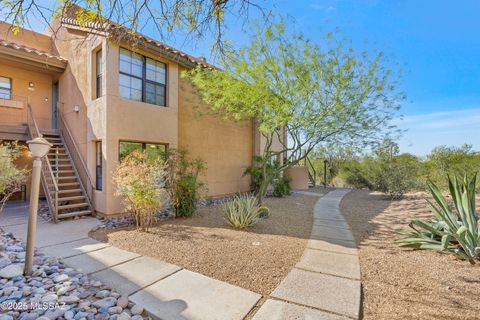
[62,246,140,274]
[252,299,351,320]
[130,269,261,320]
[40,238,110,258]
[296,248,361,279]
[313,218,350,229]
[92,256,181,296]
[311,225,355,241]
[307,238,358,256]
[271,268,361,319]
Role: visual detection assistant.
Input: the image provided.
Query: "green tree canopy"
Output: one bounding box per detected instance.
[184,22,403,200]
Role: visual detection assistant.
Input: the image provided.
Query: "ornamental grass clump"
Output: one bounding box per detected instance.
[223,194,261,228]
[113,150,167,232]
[396,174,480,264]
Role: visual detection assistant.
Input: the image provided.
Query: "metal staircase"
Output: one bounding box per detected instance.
[27,104,93,222]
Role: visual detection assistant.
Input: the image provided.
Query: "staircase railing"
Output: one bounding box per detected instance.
[306,157,317,187]
[57,103,95,212]
[26,103,59,222]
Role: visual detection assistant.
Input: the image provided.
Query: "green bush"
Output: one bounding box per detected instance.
[0,142,27,212]
[113,150,167,231]
[258,205,270,218]
[174,175,200,217]
[223,194,261,228]
[273,174,291,197]
[243,165,263,195]
[164,149,206,217]
[396,174,480,263]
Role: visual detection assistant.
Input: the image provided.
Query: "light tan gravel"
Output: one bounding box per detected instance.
[91,194,318,296]
[341,190,480,320]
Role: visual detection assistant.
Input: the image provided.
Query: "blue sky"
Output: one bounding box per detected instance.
[5,0,480,156]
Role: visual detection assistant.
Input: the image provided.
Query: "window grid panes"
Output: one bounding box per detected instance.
[119,48,167,106]
[96,141,102,191]
[96,50,103,99]
[0,76,12,100]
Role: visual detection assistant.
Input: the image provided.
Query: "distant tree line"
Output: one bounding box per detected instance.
[310,140,480,198]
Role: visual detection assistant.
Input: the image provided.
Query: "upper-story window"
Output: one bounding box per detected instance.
[0,76,12,100]
[119,48,167,106]
[95,49,103,98]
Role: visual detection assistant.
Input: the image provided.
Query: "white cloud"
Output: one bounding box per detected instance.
[395,108,480,129]
[394,108,480,156]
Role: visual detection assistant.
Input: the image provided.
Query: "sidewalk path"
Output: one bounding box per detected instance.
[1,190,360,320]
[253,189,361,320]
[0,202,260,320]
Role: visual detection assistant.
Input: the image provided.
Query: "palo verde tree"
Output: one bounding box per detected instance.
[0,0,266,54]
[184,22,403,203]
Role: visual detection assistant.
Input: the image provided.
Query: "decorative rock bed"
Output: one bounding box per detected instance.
[92,194,238,231]
[0,231,149,320]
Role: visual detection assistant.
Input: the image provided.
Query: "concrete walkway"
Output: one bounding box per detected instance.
[253,189,361,320]
[1,190,361,320]
[0,202,261,320]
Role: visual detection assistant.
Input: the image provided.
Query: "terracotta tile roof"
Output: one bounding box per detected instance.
[0,38,67,63]
[60,15,214,69]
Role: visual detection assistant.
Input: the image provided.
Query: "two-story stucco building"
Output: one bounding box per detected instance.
[0,6,286,221]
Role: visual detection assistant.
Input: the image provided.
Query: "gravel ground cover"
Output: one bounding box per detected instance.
[340,190,480,320]
[91,194,319,296]
[0,231,148,320]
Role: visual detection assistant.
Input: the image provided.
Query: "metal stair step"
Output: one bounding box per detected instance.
[58,202,89,210]
[56,170,75,174]
[57,188,82,194]
[57,176,77,180]
[57,210,92,219]
[58,195,86,202]
[51,164,72,168]
[58,182,81,187]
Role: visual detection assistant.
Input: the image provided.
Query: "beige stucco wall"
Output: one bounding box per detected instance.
[178,67,252,196]
[286,166,309,190]
[0,63,54,129]
[0,22,55,54]
[2,21,282,214]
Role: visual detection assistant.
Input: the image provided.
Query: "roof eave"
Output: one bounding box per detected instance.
[0,45,66,72]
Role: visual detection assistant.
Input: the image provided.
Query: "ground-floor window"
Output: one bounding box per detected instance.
[0,76,12,100]
[96,141,102,191]
[119,141,167,161]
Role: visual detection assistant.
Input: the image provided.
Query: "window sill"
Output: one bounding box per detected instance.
[0,100,24,109]
[118,97,168,108]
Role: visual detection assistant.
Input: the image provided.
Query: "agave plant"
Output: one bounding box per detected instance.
[223,193,261,228]
[396,174,480,263]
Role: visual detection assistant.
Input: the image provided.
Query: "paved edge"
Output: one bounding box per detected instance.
[254,188,361,320]
[1,205,262,320]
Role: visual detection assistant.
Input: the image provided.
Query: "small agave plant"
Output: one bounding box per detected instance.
[396,174,480,264]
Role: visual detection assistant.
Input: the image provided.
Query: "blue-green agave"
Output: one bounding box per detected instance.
[396,174,479,263]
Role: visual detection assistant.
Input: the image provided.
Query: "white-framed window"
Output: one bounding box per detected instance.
[0,76,12,100]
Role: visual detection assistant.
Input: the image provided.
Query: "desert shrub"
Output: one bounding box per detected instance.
[243,165,263,195]
[273,174,291,197]
[396,174,480,263]
[258,205,270,218]
[374,155,419,199]
[423,144,480,190]
[243,155,280,197]
[113,150,167,231]
[0,142,27,212]
[223,193,261,228]
[164,149,206,217]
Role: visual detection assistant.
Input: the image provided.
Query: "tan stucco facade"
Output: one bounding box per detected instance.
[0,20,285,215]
